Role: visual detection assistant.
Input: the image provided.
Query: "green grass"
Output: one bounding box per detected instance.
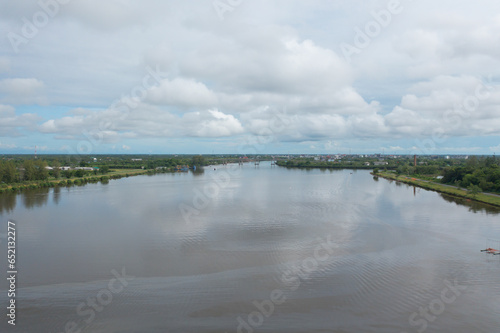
[376,172,500,207]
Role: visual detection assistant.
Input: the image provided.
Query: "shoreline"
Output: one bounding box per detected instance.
[0,169,152,194]
[275,161,395,170]
[375,171,500,208]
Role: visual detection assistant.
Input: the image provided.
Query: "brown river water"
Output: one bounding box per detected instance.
[1,162,499,332]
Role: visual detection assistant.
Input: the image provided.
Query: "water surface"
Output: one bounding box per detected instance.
[1,163,499,332]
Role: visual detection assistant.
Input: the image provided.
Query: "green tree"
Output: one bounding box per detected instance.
[23,160,36,181]
[192,155,205,167]
[75,169,85,177]
[52,161,61,179]
[467,184,482,199]
[466,156,478,168]
[2,161,18,183]
[100,166,109,174]
[34,160,49,180]
[483,156,496,168]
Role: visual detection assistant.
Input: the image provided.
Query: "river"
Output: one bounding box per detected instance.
[0,162,499,332]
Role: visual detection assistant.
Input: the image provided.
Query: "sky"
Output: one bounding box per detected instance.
[0,0,500,155]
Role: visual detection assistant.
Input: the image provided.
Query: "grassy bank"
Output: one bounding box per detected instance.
[0,168,151,194]
[376,171,500,207]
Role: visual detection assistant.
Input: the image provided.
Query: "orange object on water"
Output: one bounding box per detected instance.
[482,248,500,254]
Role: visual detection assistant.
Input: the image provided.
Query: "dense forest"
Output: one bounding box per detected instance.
[440,156,500,193]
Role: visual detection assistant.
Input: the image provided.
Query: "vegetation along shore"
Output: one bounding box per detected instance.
[2,154,500,209]
[278,154,500,207]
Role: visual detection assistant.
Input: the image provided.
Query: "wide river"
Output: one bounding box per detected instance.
[1,162,499,333]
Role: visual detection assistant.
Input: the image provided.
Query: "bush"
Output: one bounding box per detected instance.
[75,169,85,178]
[100,166,110,174]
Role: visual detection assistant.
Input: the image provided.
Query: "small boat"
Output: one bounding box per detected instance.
[481,248,500,255]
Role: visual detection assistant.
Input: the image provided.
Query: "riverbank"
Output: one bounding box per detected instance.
[275,160,395,170]
[0,169,152,194]
[375,171,500,207]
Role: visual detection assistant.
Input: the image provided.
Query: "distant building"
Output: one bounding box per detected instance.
[373,161,388,166]
[75,167,94,171]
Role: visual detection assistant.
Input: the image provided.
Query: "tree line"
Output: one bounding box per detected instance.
[0,154,208,185]
[441,156,500,193]
[0,160,50,183]
[0,159,109,184]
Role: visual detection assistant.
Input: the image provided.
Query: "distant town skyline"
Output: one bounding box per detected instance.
[1,0,500,155]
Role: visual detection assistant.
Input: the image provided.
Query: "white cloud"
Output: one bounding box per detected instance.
[38,105,244,141]
[0,104,41,137]
[0,78,46,105]
[23,145,47,151]
[0,142,17,149]
[146,78,218,108]
[1,0,500,153]
[179,37,352,97]
[383,75,500,138]
[183,109,244,137]
[0,57,10,74]
[489,144,500,152]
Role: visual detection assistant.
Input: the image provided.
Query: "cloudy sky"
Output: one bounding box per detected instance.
[0,0,499,155]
